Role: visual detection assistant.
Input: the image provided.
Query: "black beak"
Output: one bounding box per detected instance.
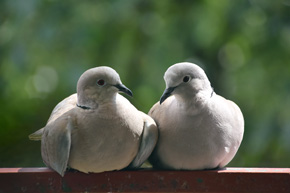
[160,87,176,104]
[115,84,133,97]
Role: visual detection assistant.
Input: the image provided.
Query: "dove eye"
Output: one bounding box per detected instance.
[183,76,190,83]
[97,79,106,86]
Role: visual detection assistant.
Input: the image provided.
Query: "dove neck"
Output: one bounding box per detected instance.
[77,92,118,109]
[175,87,213,110]
[77,96,97,109]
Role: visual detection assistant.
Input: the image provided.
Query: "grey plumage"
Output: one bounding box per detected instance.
[29,66,158,176]
[149,62,244,170]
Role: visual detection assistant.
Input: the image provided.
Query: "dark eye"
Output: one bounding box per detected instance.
[183,76,190,83]
[97,79,105,86]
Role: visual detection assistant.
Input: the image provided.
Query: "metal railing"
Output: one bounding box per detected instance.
[1,167,290,193]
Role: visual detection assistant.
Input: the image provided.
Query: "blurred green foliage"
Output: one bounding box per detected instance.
[0,0,290,168]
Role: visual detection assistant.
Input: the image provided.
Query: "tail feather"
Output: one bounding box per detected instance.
[29,128,44,141]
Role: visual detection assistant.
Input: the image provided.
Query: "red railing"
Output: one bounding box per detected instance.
[1,167,290,193]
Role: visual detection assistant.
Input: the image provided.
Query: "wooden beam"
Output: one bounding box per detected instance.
[0,167,290,193]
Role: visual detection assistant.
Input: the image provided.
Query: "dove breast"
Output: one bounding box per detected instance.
[68,94,144,173]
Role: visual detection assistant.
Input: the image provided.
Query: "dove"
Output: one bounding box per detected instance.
[29,66,158,176]
[148,62,244,170]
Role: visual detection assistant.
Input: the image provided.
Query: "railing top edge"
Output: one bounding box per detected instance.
[1,167,290,174]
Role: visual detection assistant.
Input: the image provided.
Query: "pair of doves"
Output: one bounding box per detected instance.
[29,62,244,176]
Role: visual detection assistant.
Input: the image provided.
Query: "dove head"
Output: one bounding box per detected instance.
[77,66,132,108]
[160,62,212,104]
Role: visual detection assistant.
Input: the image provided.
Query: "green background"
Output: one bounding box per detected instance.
[1,0,290,168]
